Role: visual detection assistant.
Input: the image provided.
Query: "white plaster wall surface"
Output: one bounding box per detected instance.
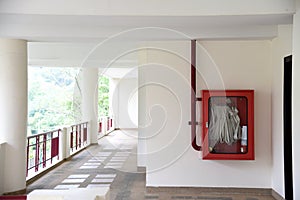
[111,77,138,129]
[270,25,293,198]
[292,2,300,199]
[0,142,5,195]
[118,78,138,129]
[138,50,148,167]
[139,41,273,188]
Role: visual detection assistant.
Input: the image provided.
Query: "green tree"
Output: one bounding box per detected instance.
[98,76,109,117]
[28,67,79,135]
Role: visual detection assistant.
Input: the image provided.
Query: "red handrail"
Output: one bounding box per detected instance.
[70,122,88,152]
[26,129,61,177]
[98,121,102,133]
[107,117,110,131]
[26,122,89,178]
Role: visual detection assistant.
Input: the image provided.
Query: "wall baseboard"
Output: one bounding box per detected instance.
[3,188,26,195]
[271,189,285,200]
[146,187,272,195]
[146,187,284,199]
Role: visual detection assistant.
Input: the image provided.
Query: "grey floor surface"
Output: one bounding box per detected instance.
[26,130,276,200]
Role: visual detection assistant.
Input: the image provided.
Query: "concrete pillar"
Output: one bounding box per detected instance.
[0,39,27,194]
[60,127,71,160]
[137,50,147,167]
[110,78,119,129]
[292,2,300,199]
[81,68,98,144]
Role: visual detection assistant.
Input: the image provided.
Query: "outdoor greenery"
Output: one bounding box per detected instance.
[28,67,110,136]
[98,75,110,117]
[28,67,79,135]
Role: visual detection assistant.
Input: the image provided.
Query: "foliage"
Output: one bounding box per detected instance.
[28,67,110,136]
[98,76,110,117]
[28,67,79,135]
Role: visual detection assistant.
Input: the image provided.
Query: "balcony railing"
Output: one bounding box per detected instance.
[26,122,89,179]
[26,129,61,177]
[98,116,114,138]
[70,122,88,152]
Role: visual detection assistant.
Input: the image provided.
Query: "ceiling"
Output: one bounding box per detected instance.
[0,14,293,42]
[0,13,294,78]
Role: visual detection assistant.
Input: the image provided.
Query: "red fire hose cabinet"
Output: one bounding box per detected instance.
[201,90,254,160]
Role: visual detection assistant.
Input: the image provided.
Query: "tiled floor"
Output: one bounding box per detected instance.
[26,130,276,200]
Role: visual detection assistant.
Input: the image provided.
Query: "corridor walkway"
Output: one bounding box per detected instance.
[26,130,276,200]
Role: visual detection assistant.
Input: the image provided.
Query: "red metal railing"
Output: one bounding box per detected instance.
[70,122,88,152]
[98,121,102,133]
[26,129,60,177]
[26,122,89,178]
[107,116,110,131]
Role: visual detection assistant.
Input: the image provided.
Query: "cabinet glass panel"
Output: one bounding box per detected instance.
[208,96,248,154]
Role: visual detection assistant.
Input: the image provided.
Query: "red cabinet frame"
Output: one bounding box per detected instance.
[201,90,254,160]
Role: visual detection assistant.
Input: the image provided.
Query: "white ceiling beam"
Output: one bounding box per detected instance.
[0,0,295,16]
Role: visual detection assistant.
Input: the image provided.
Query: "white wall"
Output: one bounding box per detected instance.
[139,40,273,188]
[112,78,138,129]
[0,142,5,195]
[270,25,293,198]
[292,2,300,199]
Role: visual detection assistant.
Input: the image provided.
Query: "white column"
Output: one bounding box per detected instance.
[293,2,300,199]
[137,50,147,167]
[0,39,27,194]
[60,127,71,160]
[81,68,98,144]
[110,78,119,129]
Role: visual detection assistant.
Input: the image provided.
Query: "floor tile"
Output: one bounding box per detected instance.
[88,159,105,162]
[54,184,80,189]
[79,166,99,169]
[97,152,112,156]
[86,184,111,188]
[62,178,86,183]
[106,162,123,165]
[91,178,114,183]
[83,162,101,166]
[96,174,116,178]
[104,165,122,169]
[111,158,128,161]
[115,152,130,156]
[67,174,90,179]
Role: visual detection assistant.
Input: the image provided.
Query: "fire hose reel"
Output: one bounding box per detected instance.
[201,90,254,160]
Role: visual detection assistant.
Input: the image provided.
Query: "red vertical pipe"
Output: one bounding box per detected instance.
[191,40,201,151]
[35,136,39,172]
[57,129,60,160]
[70,126,73,150]
[51,132,53,164]
[75,126,78,150]
[26,138,29,176]
[107,117,110,131]
[43,134,46,168]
